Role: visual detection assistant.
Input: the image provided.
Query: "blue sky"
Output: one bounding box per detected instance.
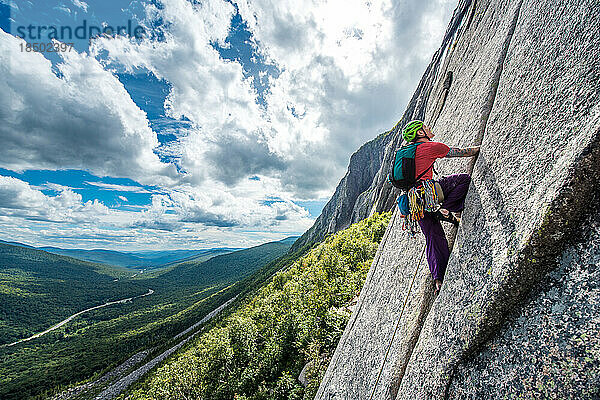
[0,0,455,250]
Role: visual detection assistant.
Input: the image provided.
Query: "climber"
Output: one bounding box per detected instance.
[400,120,479,295]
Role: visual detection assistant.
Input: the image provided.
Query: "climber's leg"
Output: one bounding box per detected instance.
[438,174,471,213]
[418,212,450,282]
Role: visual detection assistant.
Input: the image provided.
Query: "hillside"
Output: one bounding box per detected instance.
[0,239,293,400]
[0,242,145,345]
[155,240,293,286]
[121,212,391,400]
[314,0,600,398]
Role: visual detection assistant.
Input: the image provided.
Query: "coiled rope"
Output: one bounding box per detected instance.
[404,179,441,234]
[367,243,427,400]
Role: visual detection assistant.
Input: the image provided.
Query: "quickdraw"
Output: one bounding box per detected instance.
[402,179,441,234]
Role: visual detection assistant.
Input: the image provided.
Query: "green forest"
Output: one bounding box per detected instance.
[0,243,145,344]
[122,212,391,400]
[0,240,292,399]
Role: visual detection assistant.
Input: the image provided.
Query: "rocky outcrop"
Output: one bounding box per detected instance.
[290,132,392,252]
[315,0,600,398]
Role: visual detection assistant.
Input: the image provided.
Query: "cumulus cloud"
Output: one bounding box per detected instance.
[0,176,110,223]
[41,182,83,192]
[0,31,178,186]
[92,0,455,200]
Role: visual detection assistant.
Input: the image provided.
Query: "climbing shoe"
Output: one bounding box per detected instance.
[434,279,443,296]
[434,210,460,226]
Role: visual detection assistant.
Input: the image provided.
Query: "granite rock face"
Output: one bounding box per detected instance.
[447,214,600,399]
[315,0,600,398]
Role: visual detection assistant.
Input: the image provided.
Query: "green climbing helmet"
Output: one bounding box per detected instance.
[402,120,424,142]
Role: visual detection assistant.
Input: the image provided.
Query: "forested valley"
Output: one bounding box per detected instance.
[123,212,391,400]
[0,239,294,399]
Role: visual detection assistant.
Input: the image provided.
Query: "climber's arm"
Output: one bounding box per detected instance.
[445,146,480,158]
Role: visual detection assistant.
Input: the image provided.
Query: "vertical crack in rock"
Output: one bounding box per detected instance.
[366,4,484,397]
[463,0,478,31]
[385,283,436,399]
[385,1,526,397]
[439,0,523,396]
[444,130,600,398]
[431,72,454,127]
[474,0,524,147]
[449,0,524,265]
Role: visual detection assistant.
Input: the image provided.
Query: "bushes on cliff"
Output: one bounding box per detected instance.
[123,211,391,400]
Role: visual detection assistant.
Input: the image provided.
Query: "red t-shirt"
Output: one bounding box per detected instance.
[414,141,450,181]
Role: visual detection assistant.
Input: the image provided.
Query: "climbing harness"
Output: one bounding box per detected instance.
[402,179,441,234]
[367,244,427,400]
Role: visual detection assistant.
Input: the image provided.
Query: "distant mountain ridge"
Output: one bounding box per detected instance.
[0,238,298,269]
[0,239,242,269]
[40,247,240,269]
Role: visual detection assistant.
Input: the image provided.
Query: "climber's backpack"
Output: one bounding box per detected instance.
[389,142,433,191]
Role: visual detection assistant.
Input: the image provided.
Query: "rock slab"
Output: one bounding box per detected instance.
[315,0,600,398]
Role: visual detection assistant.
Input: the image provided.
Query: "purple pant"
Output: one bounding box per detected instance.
[418,174,471,282]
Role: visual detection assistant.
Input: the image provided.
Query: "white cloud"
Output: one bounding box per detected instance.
[40,182,83,192]
[72,0,89,13]
[118,195,128,202]
[85,181,153,193]
[0,176,110,223]
[56,5,72,15]
[92,0,455,200]
[0,31,179,186]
